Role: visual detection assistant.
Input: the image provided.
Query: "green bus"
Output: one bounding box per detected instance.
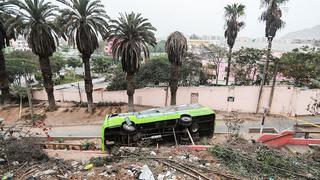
[101,104,215,151]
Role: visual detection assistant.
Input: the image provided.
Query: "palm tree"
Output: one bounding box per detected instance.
[108,12,156,112]
[0,0,11,104]
[165,31,187,105]
[10,0,64,111]
[256,0,288,113]
[57,0,109,113]
[224,3,245,85]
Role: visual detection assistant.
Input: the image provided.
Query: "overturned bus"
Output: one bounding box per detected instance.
[101,104,215,151]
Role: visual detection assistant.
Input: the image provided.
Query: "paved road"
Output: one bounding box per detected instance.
[54,77,106,91]
[28,116,320,138]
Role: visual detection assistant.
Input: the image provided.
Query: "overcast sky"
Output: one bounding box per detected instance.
[102,0,320,37]
[99,0,320,39]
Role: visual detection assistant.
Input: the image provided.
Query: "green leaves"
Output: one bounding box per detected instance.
[107,12,156,74]
[259,0,288,39]
[57,0,109,56]
[5,50,38,84]
[209,144,320,179]
[9,0,61,57]
[279,47,320,87]
[91,56,113,74]
[224,3,245,49]
[67,57,82,69]
[135,56,170,87]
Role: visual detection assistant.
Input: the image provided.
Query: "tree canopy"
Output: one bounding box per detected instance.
[91,56,114,75]
[5,50,38,84]
[108,12,157,74]
[232,47,264,85]
[260,0,288,40]
[165,31,188,66]
[57,0,109,57]
[224,3,245,49]
[279,47,320,88]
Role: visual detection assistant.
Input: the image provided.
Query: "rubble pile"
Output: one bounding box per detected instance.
[0,137,233,180]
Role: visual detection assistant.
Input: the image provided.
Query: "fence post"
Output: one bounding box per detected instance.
[78,83,82,103]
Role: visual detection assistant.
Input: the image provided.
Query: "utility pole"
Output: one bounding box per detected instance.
[22,62,34,121]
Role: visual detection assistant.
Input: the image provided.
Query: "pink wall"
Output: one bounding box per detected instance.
[32,86,320,116]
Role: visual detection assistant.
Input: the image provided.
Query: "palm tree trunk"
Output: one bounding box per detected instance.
[39,56,56,111]
[83,55,94,113]
[256,38,273,113]
[0,49,10,104]
[170,63,179,105]
[268,59,279,114]
[265,39,272,85]
[126,72,135,112]
[226,47,232,86]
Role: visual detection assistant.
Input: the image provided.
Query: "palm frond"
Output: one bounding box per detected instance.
[165,31,187,66]
[224,3,246,48]
[6,0,61,57]
[107,12,156,74]
[57,0,109,56]
[260,0,287,39]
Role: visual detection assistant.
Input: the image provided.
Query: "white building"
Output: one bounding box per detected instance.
[10,39,31,51]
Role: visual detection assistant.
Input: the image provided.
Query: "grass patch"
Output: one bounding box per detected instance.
[58,75,83,85]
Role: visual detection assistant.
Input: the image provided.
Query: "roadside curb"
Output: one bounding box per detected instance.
[3,119,227,128]
[3,119,228,128]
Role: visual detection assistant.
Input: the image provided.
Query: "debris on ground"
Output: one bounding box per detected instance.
[2,109,320,179]
[2,138,48,163]
[209,141,320,179]
[139,164,155,180]
[3,134,320,179]
[84,163,94,170]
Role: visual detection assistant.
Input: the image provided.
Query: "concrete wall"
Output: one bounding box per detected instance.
[32,86,320,116]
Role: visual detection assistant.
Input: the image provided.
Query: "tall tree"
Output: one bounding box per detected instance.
[92,56,113,75]
[224,3,245,85]
[5,50,38,85]
[256,0,288,113]
[0,0,15,103]
[108,12,156,112]
[0,2,9,103]
[279,48,320,87]
[67,57,82,79]
[165,31,187,105]
[203,44,227,85]
[10,0,64,111]
[57,0,109,113]
[232,47,264,85]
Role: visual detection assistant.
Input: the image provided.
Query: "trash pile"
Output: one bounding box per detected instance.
[77,147,234,180]
[209,142,320,179]
[0,134,236,180]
